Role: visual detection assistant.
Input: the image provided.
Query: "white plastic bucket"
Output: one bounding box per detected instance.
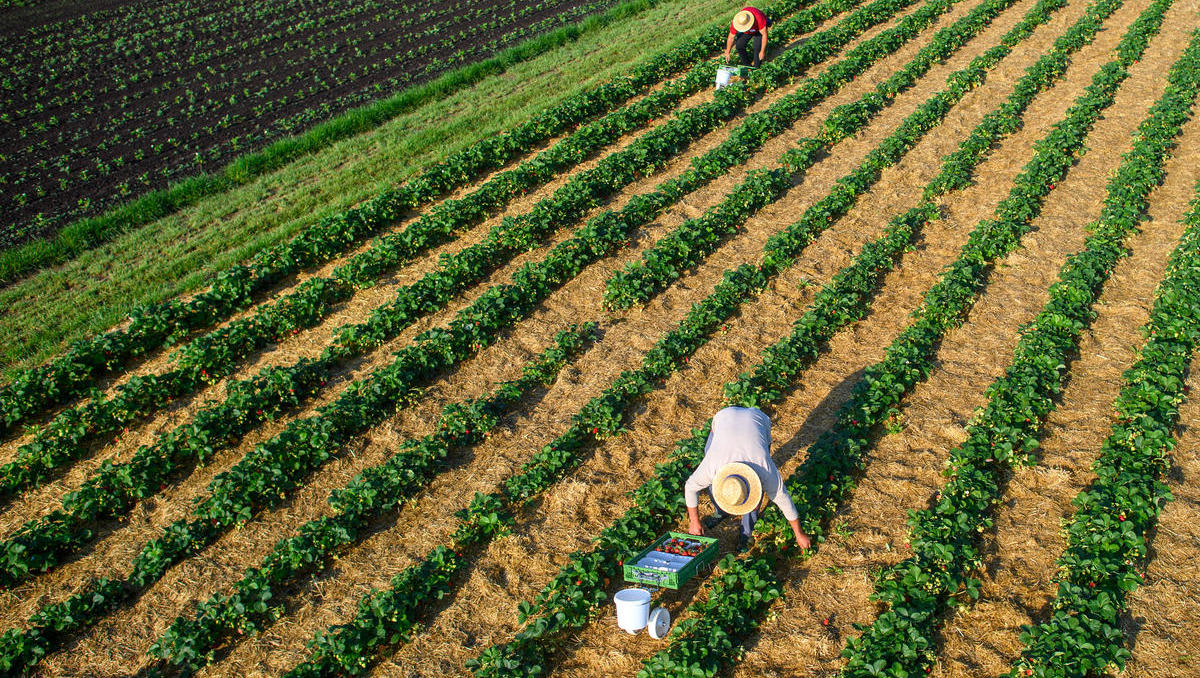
[614,587,652,634]
[715,66,733,88]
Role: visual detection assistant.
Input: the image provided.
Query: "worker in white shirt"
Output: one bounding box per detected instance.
[685,406,811,552]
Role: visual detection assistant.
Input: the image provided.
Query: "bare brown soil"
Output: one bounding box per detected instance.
[4,0,1200,674]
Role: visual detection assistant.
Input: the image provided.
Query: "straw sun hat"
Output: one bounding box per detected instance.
[732,9,756,32]
[712,462,764,515]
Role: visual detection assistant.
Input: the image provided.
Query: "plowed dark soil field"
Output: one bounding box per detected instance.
[0,0,618,247]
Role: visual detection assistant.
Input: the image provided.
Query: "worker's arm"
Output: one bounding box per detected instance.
[684,472,711,536]
[759,26,768,61]
[766,481,810,549]
[684,429,717,535]
[724,31,735,62]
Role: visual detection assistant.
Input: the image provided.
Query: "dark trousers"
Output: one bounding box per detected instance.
[709,488,760,537]
[733,32,763,67]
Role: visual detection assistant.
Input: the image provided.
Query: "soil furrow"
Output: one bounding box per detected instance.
[934,108,1200,678]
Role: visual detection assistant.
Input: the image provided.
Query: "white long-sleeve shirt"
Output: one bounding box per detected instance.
[684,407,799,521]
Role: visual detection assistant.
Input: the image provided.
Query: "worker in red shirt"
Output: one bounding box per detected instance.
[724,6,770,67]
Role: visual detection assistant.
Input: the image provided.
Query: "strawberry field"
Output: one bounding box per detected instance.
[1,0,1198,675]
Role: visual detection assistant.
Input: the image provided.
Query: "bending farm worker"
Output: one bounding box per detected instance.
[724,6,770,67]
[685,406,811,552]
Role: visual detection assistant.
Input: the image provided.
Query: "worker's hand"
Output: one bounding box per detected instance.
[795,530,812,550]
[758,49,766,61]
[688,517,706,537]
[723,50,731,63]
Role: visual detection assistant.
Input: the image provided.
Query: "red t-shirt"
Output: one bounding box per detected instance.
[729,7,769,35]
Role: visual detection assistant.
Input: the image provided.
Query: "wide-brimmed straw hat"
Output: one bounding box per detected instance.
[732,9,755,32]
[713,462,764,515]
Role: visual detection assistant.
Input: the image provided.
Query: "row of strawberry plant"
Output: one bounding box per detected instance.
[0,0,920,589]
[138,323,598,672]
[0,0,846,499]
[840,23,1196,677]
[602,0,1031,309]
[489,0,1132,671]
[140,325,597,671]
[1007,63,1200,678]
[0,0,816,434]
[639,1,1177,674]
[0,285,604,673]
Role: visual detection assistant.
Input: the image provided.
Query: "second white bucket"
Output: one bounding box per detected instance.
[614,587,652,634]
[715,66,733,88]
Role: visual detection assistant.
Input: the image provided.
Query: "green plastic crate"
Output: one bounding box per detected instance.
[623,531,720,589]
